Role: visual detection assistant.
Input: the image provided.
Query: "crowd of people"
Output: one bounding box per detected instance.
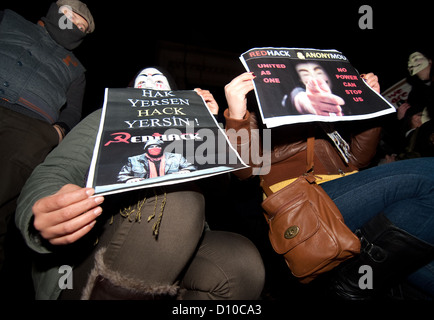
[0,0,433,301]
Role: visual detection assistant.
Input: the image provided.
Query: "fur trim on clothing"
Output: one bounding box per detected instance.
[81,247,179,300]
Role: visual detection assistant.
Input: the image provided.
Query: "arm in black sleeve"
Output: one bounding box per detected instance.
[57,73,86,134]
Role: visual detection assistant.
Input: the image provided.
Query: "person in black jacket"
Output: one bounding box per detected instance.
[0,0,94,273]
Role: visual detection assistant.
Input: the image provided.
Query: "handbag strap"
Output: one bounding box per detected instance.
[306,136,315,173]
[261,128,316,197]
[306,124,315,172]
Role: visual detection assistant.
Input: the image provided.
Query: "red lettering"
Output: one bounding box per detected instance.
[263,78,280,83]
[249,50,270,57]
[336,74,358,80]
[257,64,286,68]
[345,90,363,95]
[343,82,357,87]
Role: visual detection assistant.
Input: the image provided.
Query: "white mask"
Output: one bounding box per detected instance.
[134,68,171,90]
[408,52,430,76]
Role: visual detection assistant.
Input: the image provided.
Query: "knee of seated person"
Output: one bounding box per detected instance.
[181,231,265,300]
[221,232,265,299]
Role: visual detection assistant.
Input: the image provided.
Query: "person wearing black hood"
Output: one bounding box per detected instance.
[0,1,94,274]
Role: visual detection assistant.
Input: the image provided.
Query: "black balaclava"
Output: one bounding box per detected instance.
[41,3,86,50]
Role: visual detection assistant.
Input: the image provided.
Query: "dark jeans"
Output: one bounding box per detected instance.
[321,157,434,296]
[0,107,57,270]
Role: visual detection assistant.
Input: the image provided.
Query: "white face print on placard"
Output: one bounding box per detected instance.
[134,68,171,90]
[295,62,332,88]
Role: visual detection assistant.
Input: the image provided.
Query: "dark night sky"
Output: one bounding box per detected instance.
[2,0,433,116]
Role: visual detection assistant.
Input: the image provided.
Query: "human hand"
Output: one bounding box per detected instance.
[410,112,423,129]
[397,102,411,120]
[361,73,380,93]
[224,72,255,119]
[384,154,397,163]
[195,88,219,115]
[295,78,345,116]
[32,184,104,245]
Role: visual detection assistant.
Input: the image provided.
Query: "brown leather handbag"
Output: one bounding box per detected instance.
[261,136,361,283]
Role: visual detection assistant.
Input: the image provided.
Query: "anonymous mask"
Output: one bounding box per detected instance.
[134,68,171,90]
[408,52,430,76]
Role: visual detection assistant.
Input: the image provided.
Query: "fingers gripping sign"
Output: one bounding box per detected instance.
[224,72,256,120]
[32,184,105,245]
[194,88,219,115]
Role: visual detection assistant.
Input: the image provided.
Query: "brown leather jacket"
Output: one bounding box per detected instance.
[224,109,381,189]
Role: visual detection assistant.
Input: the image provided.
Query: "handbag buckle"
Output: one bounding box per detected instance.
[284,226,300,239]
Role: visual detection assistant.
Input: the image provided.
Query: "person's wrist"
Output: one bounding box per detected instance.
[228,108,246,120]
[53,124,65,143]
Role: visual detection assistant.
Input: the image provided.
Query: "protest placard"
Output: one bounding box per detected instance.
[381,78,412,109]
[240,47,396,128]
[87,88,247,195]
